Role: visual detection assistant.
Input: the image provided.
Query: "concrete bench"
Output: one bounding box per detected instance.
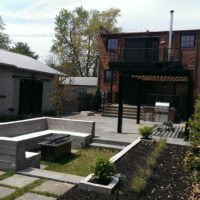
[0,139,40,171]
[0,117,95,171]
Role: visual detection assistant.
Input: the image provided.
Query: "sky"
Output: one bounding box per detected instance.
[1,0,200,63]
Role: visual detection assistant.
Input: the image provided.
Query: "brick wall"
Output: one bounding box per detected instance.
[98,28,200,102]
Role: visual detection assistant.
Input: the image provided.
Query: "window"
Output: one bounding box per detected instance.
[181,34,195,48]
[104,70,117,82]
[107,38,118,50]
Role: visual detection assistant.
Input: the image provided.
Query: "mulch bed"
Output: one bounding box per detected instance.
[60,140,193,200]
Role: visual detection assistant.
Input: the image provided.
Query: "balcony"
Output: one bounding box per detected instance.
[109,48,183,72]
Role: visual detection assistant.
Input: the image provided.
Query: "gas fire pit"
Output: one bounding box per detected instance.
[39,134,72,161]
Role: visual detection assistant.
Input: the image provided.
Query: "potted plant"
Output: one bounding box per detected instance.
[79,157,119,194]
[91,157,116,184]
[139,126,153,139]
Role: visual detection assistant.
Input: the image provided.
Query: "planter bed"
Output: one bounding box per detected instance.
[61,140,194,200]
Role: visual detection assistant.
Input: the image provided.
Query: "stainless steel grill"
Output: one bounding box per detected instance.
[155,102,170,113]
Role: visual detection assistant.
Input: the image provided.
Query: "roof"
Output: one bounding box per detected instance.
[64,77,98,86]
[100,28,200,37]
[0,49,62,75]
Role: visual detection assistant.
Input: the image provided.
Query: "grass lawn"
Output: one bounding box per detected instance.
[42,148,118,177]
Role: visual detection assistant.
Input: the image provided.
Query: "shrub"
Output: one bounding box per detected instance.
[139,126,153,139]
[91,157,115,182]
[184,96,200,183]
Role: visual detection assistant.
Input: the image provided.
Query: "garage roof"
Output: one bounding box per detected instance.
[0,49,62,75]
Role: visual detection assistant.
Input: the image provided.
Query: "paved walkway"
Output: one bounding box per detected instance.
[17,167,83,184]
[0,172,76,199]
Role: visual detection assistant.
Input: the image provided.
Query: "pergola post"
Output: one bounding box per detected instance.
[187,76,193,120]
[117,73,123,133]
[109,70,113,103]
[136,80,141,124]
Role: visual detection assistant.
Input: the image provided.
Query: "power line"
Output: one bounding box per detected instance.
[9,34,54,37]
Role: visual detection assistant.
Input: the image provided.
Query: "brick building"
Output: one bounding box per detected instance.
[98,27,199,129]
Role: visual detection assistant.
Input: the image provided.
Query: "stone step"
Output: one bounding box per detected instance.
[90,143,125,150]
[103,104,143,119]
[105,104,138,109]
[105,107,137,111]
[102,113,136,119]
[103,110,138,115]
[92,138,130,147]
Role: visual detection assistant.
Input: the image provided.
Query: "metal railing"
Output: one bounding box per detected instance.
[109,48,182,63]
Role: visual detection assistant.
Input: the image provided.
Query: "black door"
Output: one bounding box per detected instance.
[124,37,159,62]
[145,38,159,62]
[124,38,146,62]
[123,77,139,105]
[19,79,43,115]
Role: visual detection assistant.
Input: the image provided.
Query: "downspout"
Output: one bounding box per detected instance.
[168,10,174,61]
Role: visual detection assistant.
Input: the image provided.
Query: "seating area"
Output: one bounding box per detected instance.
[0,117,95,171]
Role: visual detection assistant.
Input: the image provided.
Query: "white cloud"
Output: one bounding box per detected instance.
[1,0,200,63]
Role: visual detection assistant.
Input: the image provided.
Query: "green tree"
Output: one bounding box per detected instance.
[0,16,10,49]
[52,7,121,77]
[10,42,39,59]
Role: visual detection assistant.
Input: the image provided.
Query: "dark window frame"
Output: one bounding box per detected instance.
[104,70,117,83]
[106,38,119,50]
[180,33,196,48]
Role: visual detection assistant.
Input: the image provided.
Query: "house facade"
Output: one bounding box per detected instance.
[0,50,61,117]
[98,27,199,126]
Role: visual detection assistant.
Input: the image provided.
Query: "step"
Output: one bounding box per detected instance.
[92,138,130,146]
[103,111,137,116]
[102,113,142,119]
[102,113,136,119]
[106,104,138,109]
[90,143,125,150]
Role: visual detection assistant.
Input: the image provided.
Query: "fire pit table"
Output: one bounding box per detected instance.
[39,134,72,161]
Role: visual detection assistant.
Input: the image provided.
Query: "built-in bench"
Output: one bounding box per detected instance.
[0,139,40,171]
[0,117,95,171]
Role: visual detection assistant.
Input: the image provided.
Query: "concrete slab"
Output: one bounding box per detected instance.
[17,167,83,184]
[40,164,48,170]
[0,170,5,176]
[71,149,79,154]
[0,174,39,188]
[0,186,16,198]
[64,114,188,145]
[33,180,74,196]
[15,193,56,200]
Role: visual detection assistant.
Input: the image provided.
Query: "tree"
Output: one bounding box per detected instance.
[10,42,39,59]
[52,7,121,77]
[50,75,76,116]
[0,16,10,49]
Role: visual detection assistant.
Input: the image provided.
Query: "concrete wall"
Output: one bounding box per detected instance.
[0,68,16,116]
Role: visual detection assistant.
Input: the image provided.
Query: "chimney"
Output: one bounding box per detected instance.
[168,10,174,61]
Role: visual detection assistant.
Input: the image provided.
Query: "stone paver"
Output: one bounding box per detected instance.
[15,193,56,200]
[33,180,74,196]
[64,114,187,145]
[0,186,16,198]
[0,174,38,188]
[0,170,5,176]
[17,167,83,184]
